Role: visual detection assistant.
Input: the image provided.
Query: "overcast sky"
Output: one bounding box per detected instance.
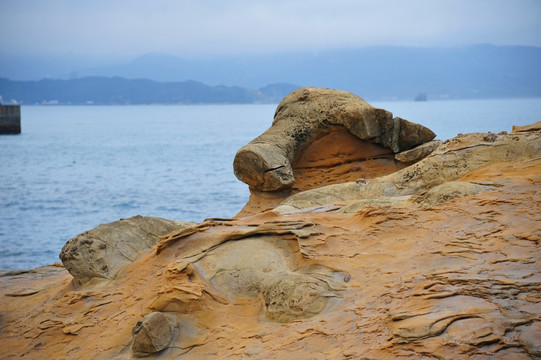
[1,0,540,59]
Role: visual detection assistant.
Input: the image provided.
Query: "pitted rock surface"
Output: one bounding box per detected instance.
[233,87,435,192]
[60,215,194,286]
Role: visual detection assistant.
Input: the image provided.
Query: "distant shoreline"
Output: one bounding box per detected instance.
[0,77,299,107]
[9,94,541,107]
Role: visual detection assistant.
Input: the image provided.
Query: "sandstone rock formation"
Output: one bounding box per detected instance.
[233,87,435,193]
[513,120,541,133]
[0,92,540,359]
[234,87,437,216]
[59,215,194,287]
[394,139,442,163]
[275,130,541,213]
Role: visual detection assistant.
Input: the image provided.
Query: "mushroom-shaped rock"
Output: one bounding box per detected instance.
[233,87,435,192]
[60,215,194,286]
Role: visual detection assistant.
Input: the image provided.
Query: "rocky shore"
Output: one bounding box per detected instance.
[1,88,540,359]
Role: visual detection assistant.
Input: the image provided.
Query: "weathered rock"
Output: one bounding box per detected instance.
[262,273,330,323]
[291,126,403,193]
[335,195,412,213]
[389,295,502,344]
[275,130,541,212]
[233,87,435,192]
[193,232,345,322]
[512,120,541,133]
[60,215,194,286]
[418,181,495,207]
[2,155,539,359]
[517,322,541,357]
[132,312,176,356]
[2,100,541,359]
[236,125,408,217]
[394,140,442,163]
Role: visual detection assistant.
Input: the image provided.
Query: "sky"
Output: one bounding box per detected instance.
[1,0,540,60]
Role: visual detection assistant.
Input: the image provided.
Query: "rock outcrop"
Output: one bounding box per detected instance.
[0,90,540,359]
[275,130,541,213]
[394,139,442,163]
[59,215,194,286]
[233,87,435,193]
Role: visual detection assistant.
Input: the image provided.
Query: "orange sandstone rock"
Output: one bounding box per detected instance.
[237,126,407,217]
[1,159,539,358]
[1,93,540,359]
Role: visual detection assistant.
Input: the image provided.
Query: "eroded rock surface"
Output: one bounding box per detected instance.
[1,158,539,359]
[418,181,496,207]
[1,96,540,359]
[394,139,442,163]
[235,87,436,216]
[60,215,194,286]
[513,120,541,133]
[233,87,435,193]
[154,217,347,323]
[131,312,176,357]
[275,130,541,213]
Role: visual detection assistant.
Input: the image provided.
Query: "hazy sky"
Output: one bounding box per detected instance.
[1,0,540,59]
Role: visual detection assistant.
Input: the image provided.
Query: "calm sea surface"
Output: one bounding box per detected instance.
[1,98,540,270]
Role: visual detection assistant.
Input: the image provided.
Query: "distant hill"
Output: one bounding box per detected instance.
[1,44,539,101]
[0,77,299,105]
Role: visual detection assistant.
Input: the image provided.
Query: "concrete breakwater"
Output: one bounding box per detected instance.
[0,105,21,134]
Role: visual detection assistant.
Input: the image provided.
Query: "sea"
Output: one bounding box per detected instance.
[1,98,541,270]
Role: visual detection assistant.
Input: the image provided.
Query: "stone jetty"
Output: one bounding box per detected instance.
[0,105,21,134]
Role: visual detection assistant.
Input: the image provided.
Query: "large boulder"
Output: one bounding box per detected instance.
[60,215,194,286]
[233,87,436,192]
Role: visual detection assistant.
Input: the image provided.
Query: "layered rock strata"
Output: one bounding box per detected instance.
[275,129,541,213]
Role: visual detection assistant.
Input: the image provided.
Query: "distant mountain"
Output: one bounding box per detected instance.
[1,44,540,101]
[0,77,299,105]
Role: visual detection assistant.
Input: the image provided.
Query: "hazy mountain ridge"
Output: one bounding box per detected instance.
[1,44,540,102]
[0,77,299,105]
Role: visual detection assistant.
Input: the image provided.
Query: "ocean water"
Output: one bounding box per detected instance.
[1,98,540,270]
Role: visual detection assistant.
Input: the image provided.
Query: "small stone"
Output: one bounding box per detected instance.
[132,312,176,356]
[483,132,497,142]
[263,274,328,323]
